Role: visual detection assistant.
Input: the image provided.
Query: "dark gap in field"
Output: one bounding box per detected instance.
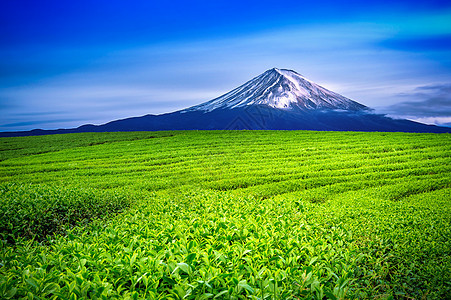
[386,180,451,201]
[0,148,25,151]
[87,133,175,147]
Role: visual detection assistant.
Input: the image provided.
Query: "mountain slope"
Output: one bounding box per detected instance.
[1,68,450,136]
[184,68,367,112]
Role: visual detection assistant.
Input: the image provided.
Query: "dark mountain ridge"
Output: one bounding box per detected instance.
[1,68,450,137]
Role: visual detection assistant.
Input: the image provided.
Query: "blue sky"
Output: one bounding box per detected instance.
[1,0,451,131]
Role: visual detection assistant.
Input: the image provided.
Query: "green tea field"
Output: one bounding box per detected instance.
[0,131,450,299]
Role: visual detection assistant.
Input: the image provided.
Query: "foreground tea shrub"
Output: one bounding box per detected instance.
[0,130,450,299]
[0,183,131,243]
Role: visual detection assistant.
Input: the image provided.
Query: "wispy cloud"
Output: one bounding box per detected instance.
[378,84,451,125]
[381,34,451,52]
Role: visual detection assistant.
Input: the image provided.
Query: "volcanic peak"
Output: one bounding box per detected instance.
[185,68,367,112]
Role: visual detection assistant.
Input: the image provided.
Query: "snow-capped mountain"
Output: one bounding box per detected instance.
[2,68,450,137]
[184,68,367,112]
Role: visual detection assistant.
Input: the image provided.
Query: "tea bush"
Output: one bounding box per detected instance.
[0,183,132,243]
[0,131,449,299]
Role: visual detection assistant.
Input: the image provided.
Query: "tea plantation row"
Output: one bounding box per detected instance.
[0,131,450,299]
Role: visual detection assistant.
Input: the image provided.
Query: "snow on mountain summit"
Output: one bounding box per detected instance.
[185,68,367,112]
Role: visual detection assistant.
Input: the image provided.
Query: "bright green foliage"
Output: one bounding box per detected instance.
[0,131,450,299]
[0,183,132,243]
